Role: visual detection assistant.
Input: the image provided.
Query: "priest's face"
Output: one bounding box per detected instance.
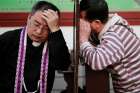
[27,11,49,43]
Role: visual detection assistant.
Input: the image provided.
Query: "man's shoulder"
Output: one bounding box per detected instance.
[0,28,22,43]
[1,28,21,36]
[0,28,21,38]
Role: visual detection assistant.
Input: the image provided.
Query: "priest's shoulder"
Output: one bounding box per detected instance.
[0,28,22,42]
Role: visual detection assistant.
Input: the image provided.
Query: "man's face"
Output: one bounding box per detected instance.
[80,11,86,19]
[90,21,97,32]
[27,11,49,43]
[80,10,99,34]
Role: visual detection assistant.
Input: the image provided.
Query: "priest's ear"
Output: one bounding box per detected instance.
[27,14,32,21]
[26,14,32,26]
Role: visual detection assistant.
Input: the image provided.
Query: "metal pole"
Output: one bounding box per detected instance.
[73,0,79,93]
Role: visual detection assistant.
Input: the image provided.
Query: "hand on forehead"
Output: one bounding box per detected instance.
[42,9,58,19]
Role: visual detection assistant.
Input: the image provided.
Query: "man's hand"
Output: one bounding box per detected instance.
[42,9,60,32]
[80,19,91,44]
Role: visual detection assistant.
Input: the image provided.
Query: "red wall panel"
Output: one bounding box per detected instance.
[0,12,140,27]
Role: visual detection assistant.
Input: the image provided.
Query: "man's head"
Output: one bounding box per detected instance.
[30,1,60,16]
[80,0,101,19]
[80,0,109,33]
[26,1,60,43]
[80,0,88,19]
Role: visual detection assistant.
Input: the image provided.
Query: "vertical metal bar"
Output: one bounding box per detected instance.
[73,0,79,93]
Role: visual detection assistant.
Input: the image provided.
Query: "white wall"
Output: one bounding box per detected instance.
[132,26,140,37]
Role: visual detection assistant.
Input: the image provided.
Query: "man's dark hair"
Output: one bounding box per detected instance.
[31,1,60,16]
[80,0,100,11]
[80,0,88,11]
[80,0,109,24]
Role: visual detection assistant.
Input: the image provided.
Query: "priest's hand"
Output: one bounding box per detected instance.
[42,9,60,32]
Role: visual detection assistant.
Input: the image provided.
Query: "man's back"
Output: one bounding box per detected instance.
[106,15,140,93]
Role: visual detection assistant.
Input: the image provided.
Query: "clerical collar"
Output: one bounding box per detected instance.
[32,42,41,47]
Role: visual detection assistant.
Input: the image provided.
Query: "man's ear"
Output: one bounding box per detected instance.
[95,20,101,24]
[95,20,102,28]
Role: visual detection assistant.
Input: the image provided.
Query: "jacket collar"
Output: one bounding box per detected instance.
[98,13,122,41]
